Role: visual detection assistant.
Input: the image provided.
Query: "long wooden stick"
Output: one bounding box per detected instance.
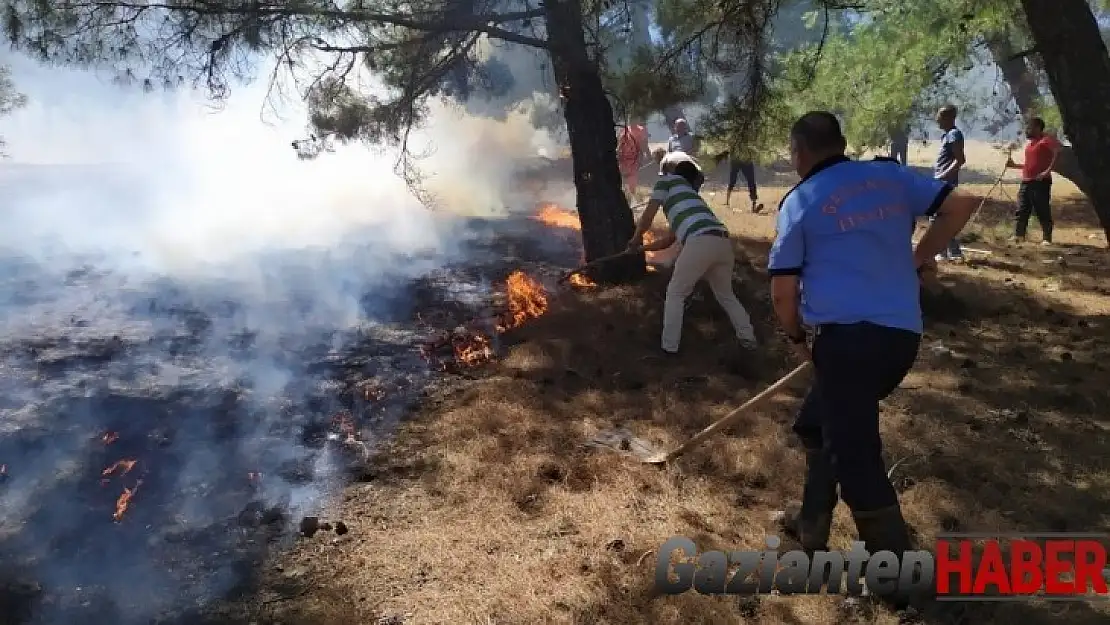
[969,155,1012,224]
[556,249,637,284]
[643,362,813,464]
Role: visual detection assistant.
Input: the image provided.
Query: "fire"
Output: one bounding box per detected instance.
[532,203,581,230]
[567,273,596,289]
[102,459,137,477]
[101,431,119,445]
[497,271,549,332]
[642,229,680,266]
[642,231,660,263]
[415,271,550,371]
[453,331,493,366]
[113,480,141,522]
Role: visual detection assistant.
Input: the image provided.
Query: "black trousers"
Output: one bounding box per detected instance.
[792,322,921,513]
[1016,179,1053,242]
[727,158,757,200]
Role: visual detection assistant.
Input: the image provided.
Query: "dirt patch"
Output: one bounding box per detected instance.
[235,181,1110,625]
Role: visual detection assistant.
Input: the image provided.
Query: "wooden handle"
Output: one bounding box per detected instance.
[662,362,812,462]
[557,250,637,284]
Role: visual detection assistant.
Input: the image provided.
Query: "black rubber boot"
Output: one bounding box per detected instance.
[852,504,914,610]
[782,448,838,553]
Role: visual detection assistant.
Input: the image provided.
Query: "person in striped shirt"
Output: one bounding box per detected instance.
[626,160,759,354]
[655,149,705,190]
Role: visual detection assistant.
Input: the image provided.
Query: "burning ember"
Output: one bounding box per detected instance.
[416,270,551,371]
[567,273,597,289]
[101,459,137,477]
[419,326,495,370]
[642,229,680,269]
[497,271,549,332]
[454,330,493,366]
[114,480,141,523]
[532,203,581,230]
[642,231,660,263]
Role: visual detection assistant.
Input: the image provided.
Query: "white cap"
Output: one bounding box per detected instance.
[659,150,701,176]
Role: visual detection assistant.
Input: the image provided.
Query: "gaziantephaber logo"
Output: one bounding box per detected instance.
[936,533,1108,601]
[654,533,1110,601]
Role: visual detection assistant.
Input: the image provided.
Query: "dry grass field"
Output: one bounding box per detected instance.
[215,144,1110,625]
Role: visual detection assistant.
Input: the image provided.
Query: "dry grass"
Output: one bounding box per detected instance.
[237,153,1110,625]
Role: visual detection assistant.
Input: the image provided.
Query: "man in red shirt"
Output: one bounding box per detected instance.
[617,120,650,198]
[1006,117,1061,244]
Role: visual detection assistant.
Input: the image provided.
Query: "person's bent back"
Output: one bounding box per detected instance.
[775,159,943,333]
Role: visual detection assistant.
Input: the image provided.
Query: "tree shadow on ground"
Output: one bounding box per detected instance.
[968,183,1107,234]
[733,233,1110,624]
[231,226,1108,624]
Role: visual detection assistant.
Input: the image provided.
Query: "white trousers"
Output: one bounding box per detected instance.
[662,233,757,352]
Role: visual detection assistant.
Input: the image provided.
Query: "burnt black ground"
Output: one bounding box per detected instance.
[0,211,583,625]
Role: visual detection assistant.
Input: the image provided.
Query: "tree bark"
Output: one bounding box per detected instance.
[544,0,645,281]
[986,29,1092,199]
[662,105,687,132]
[1019,0,1110,243]
[987,31,1042,114]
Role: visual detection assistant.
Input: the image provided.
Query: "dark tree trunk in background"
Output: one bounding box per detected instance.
[662,105,687,132]
[987,31,1041,114]
[544,0,645,281]
[987,30,1092,199]
[1019,0,1110,243]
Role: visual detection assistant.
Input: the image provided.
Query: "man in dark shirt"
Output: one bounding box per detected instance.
[932,105,967,261]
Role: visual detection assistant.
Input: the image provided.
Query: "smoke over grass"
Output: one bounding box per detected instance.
[0,53,564,625]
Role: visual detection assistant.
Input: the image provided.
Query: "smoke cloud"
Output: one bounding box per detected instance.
[0,50,565,625]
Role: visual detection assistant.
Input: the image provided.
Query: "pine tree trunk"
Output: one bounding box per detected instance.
[662,105,687,132]
[987,31,1042,114]
[1019,0,1110,243]
[987,30,1093,199]
[544,0,646,281]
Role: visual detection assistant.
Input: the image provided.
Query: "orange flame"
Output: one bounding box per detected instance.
[453,331,494,367]
[532,203,581,230]
[114,480,141,522]
[102,459,137,477]
[568,273,597,289]
[642,232,660,263]
[497,271,549,332]
[642,230,680,266]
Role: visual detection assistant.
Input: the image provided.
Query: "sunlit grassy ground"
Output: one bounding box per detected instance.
[222,147,1110,625]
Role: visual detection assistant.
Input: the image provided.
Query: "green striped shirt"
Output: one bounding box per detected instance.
[650,174,727,243]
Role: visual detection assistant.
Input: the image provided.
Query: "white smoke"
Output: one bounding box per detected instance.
[0,53,563,276]
[0,48,568,625]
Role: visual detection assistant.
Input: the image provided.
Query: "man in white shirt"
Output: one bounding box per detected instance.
[667,118,696,155]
